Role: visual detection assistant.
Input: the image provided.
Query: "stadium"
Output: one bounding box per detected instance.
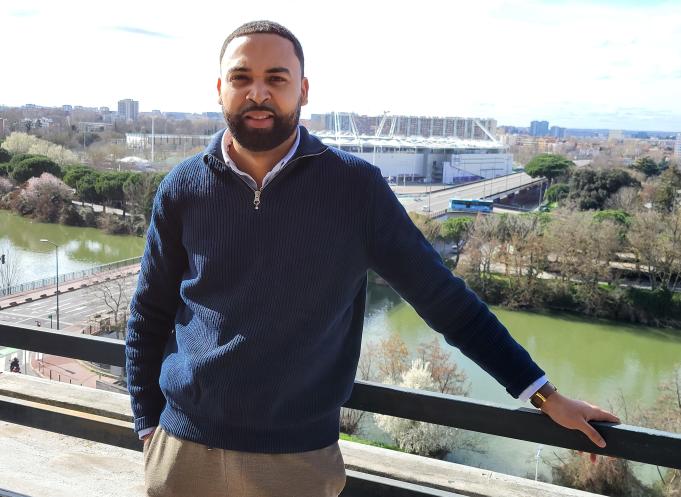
[309,112,513,184]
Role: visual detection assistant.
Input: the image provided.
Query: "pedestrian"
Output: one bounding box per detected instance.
[10,357,20,374]
[125,20,619,497]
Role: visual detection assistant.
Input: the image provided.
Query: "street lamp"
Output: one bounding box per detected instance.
[40,239,59,330]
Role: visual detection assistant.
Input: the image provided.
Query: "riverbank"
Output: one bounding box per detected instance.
[464,272,681,331]
[369,267,681,331]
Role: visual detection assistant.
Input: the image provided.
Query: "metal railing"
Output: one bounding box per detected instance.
[0,257,141,298]
[1,322,681,495]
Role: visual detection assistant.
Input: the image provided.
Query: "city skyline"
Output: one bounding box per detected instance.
[2,0,680,131]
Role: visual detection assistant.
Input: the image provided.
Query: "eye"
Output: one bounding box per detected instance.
[229,74,249,82]
[268,76,287,83]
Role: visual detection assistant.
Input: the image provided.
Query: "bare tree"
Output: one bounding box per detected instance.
[628,209,681,291]
[0,243,24,295]
[416,337,469,396]
[97,279,130,338]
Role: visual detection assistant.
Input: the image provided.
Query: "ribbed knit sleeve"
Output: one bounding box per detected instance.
[366,168,544,398]
[126,176,188,432]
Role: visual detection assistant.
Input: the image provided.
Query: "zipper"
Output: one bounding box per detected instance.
[208,148,328,211]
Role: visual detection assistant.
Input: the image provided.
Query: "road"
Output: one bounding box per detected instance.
[400,173,541,213]
[0,274,140,331]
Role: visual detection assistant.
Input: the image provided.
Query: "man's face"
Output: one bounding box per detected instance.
[217,33,308,152]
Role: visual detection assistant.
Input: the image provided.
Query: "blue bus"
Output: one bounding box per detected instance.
[449,198,494,213]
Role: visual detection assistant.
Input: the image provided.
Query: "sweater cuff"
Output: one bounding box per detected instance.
[134,414,161,433]
[138,426,157,439]
[518,375,548,402]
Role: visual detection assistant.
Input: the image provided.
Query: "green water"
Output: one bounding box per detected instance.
[363,284,681,482]
[0,211,146,283]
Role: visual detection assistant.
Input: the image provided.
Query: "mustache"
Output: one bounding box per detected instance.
[239,103,278,116]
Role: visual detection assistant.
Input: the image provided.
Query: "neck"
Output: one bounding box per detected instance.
[229,129,298,188]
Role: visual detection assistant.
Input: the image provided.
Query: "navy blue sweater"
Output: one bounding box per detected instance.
[125,127,544,453]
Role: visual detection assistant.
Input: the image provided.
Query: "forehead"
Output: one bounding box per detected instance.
[220,33,300,75]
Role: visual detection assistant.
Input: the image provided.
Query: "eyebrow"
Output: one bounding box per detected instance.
[227,66,291,75]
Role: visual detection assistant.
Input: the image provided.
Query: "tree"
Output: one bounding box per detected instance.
[9,156,62,183]
[497,213,549,307]
[631,156,661,177]
[628,209,681,292]
[653,166,681,213]
[63,165,103,205]
[377,334,409,383]
[545,210,620,311]
[439,217,473,268]
[545,183,569,204]
[416,337,469,395]
[567,168,639,211]
[97,279,130,338]
[0,242,24,293]
[524,154,574,184]
[96,172,131,214]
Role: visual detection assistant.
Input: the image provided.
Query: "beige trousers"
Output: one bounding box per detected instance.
[143,426,347,497]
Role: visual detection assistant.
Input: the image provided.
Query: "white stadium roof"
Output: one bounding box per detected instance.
[313,131,505,151]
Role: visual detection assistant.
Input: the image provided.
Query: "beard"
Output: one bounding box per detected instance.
[223,101,301,152]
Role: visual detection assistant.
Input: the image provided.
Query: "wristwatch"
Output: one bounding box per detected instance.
[530,381,557,409]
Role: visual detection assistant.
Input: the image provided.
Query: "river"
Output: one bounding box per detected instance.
[0,210,146,283]
[2,210,679,483]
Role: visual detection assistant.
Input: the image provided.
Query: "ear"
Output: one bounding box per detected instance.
[300,77,309,106]
[216,78,223,105]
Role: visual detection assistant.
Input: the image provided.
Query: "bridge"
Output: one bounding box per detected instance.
[401,172,548,215]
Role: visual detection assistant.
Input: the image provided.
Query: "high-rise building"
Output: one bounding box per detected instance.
[549,126,566,139]
[675,134,681,159]
[608,130,624,141]
[118,99,139,121]
[530,120,549,137]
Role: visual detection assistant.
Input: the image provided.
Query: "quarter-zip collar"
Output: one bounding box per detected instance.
[202,125,328,176]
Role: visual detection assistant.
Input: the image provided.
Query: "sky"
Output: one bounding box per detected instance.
[1,0,680,131]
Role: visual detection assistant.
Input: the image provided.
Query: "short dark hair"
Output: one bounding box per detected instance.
[219,20,305,77]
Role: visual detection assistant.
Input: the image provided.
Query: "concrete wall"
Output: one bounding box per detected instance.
[443,153,513,183]
[354,152,426,178]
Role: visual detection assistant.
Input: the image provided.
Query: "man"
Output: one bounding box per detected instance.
[126,20,619,497]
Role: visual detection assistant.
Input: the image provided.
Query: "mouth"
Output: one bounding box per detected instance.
[243,111,275,128]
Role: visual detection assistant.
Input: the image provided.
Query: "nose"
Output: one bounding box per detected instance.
[247,79,271,105]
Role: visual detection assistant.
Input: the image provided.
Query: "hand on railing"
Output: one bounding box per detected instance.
[540,392,620,451]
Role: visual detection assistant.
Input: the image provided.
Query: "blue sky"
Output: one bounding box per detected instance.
[1,0,680,131]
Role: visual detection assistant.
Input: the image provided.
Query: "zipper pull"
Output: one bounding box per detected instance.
[253,190,261,210]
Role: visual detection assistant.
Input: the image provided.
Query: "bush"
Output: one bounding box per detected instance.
[10,156,62,183]
[374,359,460,457]
[0,177,13,195]
[15,173,73,222]
[59,204,85,226]
[0,147,11,163]
[552,452,651,497]
[98,213,133,235]
[83,209,99,227]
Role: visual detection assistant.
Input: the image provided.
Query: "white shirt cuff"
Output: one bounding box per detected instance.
[518,375,548,402]
[138,426,157,439]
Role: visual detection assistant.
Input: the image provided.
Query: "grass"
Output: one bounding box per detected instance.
[339,432,404,452]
